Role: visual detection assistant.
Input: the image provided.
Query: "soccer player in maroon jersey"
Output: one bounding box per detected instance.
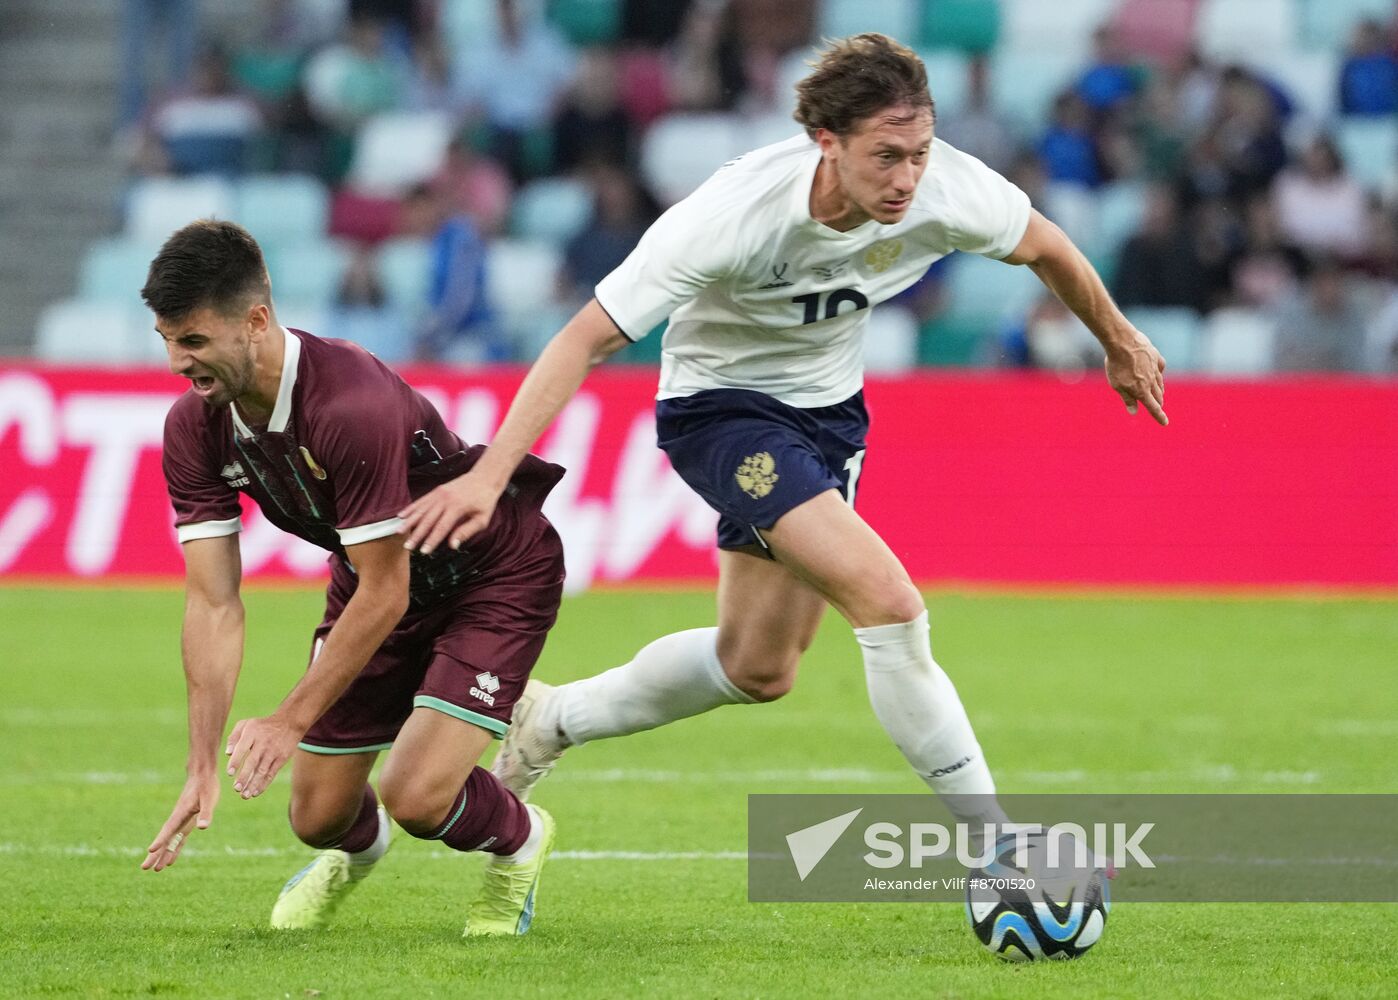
[140,220,563,937]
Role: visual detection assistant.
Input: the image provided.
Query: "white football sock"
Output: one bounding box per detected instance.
[554,627,755,747]
[856,611,1009,831]
[349,806,390,867]
[494,804,543,865]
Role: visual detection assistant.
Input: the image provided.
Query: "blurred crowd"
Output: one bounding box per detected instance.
[103,0,1398,373]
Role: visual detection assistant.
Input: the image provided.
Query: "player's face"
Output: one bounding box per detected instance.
[157,305,259,408]
[830,106,933,225]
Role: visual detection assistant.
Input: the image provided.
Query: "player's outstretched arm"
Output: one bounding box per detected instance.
[144,534,244,871]
[226,536,409,799]
[1004,210,1168,426]
[400,298,629,554]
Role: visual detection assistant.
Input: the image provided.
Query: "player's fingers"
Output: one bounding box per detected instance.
[417,509,465,556]
[225,719,246,756]
[402,504,443,552]
[1140,392,1169,426]
[448,514,488,550]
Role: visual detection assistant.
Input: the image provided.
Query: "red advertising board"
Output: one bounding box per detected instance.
[1,365,1394,589]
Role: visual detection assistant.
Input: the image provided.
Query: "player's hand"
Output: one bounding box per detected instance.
[1104,331,1168,426]
[398,471,501,555]
[142,771,219,871]
[225,714,301,799]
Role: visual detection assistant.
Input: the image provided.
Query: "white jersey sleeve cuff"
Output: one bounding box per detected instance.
[177,517,242,543]
[338,516,405,547]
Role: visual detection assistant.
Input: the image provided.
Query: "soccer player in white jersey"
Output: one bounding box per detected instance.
[400,35,1168,836]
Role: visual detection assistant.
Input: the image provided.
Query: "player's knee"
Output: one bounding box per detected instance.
[720,646,800,703]
[288,798,359,849]
[864,580,926,628]
[735,669,796,702]
[379,777,456,837]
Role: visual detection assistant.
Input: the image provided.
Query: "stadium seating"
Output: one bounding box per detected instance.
[920,49,972,119]
[1124,306,1201,371]
[125,176,236,243]
[1298,0,1394,49]
[266,240,353,307]
[34,300,150,365]
[348,111,454,196]
[820,0,919,43]
[1111,0,1198,66]
[863,304,919,373]
[1001,0,1118,62]
[377,238,434,314]
[78,239,160,302]
[1198,306,1278,374]
[1242,49,1340,123]
[1092,181,1149,264]
[1043,183,1101,256]
[234,174,330,246]
[1196,0,1301,63]
[918,0,1002,54]
[989,47,1086,129]
[486,239,564,344]
[511,177,594,244]
[640,114,745,205]
[548,0,622,45]
[944,251,1042,328]
[1336,117,1398,192]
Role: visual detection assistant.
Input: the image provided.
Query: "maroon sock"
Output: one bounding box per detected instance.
[336,784,382,854]
[425,766,531,855]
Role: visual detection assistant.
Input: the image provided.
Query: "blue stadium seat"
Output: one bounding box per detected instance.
[267,240,353,307]
[919,0,1002,54]
[34,300,146,364]
[1199,307,1278,375]
[1002,0,1117,61]
[235,174,330,246]
[510,177,594,245]
[486,239,564,348]
[820,0,919,42]
[1197,0,1300,63]
[125,176,236,243]
[1298,0,1393,49]
[1336,117,1398,192]
[78,239,161,302]
[944,250,1041,327]
[162,135,249,176]
[377,238,433,314]
[1124,306,1201,371]
[989,48,1085,129]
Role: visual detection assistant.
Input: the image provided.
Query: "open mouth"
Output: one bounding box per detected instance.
[190,376,217,397]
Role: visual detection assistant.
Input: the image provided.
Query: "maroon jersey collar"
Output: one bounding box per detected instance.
[231,328,302,439]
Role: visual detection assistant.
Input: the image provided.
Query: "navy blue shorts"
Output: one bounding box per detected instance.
[655,388,869,551]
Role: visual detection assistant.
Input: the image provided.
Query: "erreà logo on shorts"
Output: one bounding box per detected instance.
[221,462,250,489]
[471,671,500,706]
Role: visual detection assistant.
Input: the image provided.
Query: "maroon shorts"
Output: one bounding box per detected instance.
[298,508,565,754]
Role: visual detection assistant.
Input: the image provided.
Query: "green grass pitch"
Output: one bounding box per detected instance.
[2,585,1395,998]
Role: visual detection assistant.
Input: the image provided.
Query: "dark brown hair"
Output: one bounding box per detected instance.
[793,33,934,139]
[141,219,271,321]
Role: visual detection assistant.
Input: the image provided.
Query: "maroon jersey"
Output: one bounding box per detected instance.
[163,329,562,609]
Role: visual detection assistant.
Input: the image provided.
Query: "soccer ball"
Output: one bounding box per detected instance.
[964,832,1110,962]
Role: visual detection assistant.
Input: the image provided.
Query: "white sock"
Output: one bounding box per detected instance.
[495,804,543,864]
[856,611,1009,831]
[349,806,390,866]
[553,627,756,747]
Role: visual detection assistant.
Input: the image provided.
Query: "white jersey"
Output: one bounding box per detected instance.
[595,134,1031,407]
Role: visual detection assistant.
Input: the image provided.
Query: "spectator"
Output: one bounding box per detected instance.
[326,246,411,361]
[400,183,505,364]
[119,0,200,132]
[143,45,265,176]
[552,49,633,172]
[1340,19,1398,116]
[453,0,578,180]
[302,14,406,132]
[1076,25,1141,112]
[1272,259,1369,371]
[1231,195,1304,309]
[668,1,747,111]
[935,56,1018,174]
[403,34,460,114]
[560,164,658,305]
[428,135,514,237]
[1272,136,1368,259]
[1038,93,1101,188]
[1207,68,1288,200]
[1113,184,1208,312]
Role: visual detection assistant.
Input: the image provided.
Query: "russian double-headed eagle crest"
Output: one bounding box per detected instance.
[864,239,904,273]
[735,452,779,499]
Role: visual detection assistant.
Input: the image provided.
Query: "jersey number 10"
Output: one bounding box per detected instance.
[793,289,870,325]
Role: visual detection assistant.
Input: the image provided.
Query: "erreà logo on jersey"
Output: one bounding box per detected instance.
[470,671,500,706]
[220,462,250,488]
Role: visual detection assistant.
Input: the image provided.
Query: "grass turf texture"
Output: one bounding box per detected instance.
[1,585,1395,999]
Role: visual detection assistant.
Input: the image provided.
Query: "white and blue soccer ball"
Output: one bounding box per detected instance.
[964,831,1110,962]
